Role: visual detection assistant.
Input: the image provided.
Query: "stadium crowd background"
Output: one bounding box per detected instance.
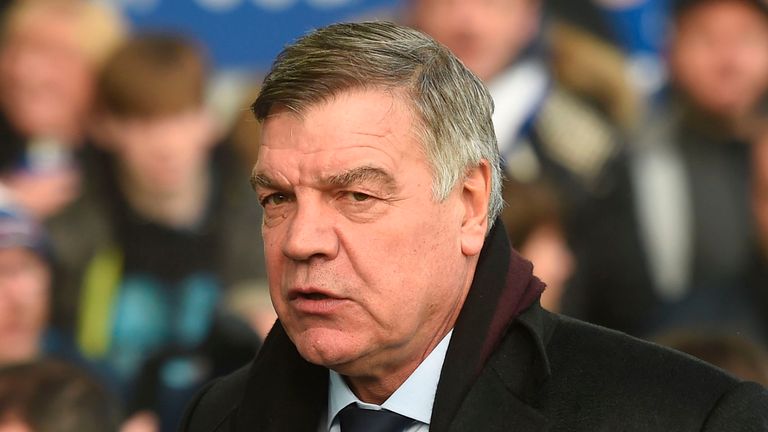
[0,0,767,430]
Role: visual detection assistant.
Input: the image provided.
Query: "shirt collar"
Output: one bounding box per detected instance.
[326,330,453,431]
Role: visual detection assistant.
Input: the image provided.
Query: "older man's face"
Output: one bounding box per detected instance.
[254,89,478,381]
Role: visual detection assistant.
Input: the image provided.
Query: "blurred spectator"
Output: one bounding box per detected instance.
[0,197,124,396]
[0,360,121,432]
[548,21,642,133]
[405,0,625,199]
[45,34,264,430]
[0,201,50,366]
[501,180,574,312]
[0,0,125,218]
[0,200,145,430]
[564,0,768,338]
[228,87,263,169]
[656,331,768,386]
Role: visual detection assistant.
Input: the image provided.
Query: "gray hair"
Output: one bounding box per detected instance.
[252,21,503,229]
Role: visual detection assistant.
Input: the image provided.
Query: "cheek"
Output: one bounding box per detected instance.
[262,226,284,264]
[358,208,458,300]
[679,49,707,75]
[744,51,768,82]
[262,227,290,299]
[268,281,287,319]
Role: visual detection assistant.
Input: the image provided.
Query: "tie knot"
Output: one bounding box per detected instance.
[337,403,416,432]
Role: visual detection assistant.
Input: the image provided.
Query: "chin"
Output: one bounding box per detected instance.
[291,326,364,369]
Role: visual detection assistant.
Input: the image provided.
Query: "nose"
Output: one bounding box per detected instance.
[281,197,340,262]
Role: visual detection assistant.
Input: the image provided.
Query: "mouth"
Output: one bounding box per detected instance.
[300,292,331,300]
[288,288,347,314]
[288,286,340,300]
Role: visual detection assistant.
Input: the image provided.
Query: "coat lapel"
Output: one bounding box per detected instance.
[432,222,550,432]
[447,376,549,432]
[446,306,555,432]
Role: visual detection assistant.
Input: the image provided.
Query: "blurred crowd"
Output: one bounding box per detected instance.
[0,0,767,430]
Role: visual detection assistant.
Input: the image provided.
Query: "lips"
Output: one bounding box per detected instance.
[302,292,329,300]
[288,287,347,315]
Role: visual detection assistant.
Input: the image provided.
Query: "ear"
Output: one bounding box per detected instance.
[460,160,492,257]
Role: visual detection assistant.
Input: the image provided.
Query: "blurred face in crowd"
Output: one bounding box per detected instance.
[519,223,573,313]
[407,0,540,82]
[670,1,768,118]
[254,89,489,401]
[101,109,215,198]
[0,416,31,432]
[0,248,49,365]
[0,8,94,140]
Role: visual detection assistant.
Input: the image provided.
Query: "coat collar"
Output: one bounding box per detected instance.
[234,220,552,431]
[430,221,549,432]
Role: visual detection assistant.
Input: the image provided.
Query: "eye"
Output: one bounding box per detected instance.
[350,192,371,202]
[260,192,291,207]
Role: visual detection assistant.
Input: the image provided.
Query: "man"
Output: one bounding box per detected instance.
[564,0,768,338]
[0,0,125,218]
[0,202,50,366]
[405,0,623,195]
[181,22,768,431]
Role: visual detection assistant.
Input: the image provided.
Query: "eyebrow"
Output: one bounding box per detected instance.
[250,166,398,194]
[323,166,398,193]
[250,172,279,191]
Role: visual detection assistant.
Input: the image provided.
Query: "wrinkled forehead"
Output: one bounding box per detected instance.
[261,83,419,122]
[256,87,429,158]
[251,89,443,197]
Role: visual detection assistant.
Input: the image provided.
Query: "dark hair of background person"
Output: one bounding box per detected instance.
[673,0,768,20]
[657,331,768,386]
[95,34,208,118]
[0,359,122,432]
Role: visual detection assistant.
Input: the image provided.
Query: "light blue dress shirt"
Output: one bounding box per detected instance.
[322,330,453,432]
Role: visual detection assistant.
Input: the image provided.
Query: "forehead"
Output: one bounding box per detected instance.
[256,89,426,176]
[676,1,768,29]
[8,7,77,37]
[0,247,45,267]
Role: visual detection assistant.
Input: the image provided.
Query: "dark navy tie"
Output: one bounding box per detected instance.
[337,403,416,432]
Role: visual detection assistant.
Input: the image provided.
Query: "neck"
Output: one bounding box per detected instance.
[119,167,212,229]
[345,330,450,405]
